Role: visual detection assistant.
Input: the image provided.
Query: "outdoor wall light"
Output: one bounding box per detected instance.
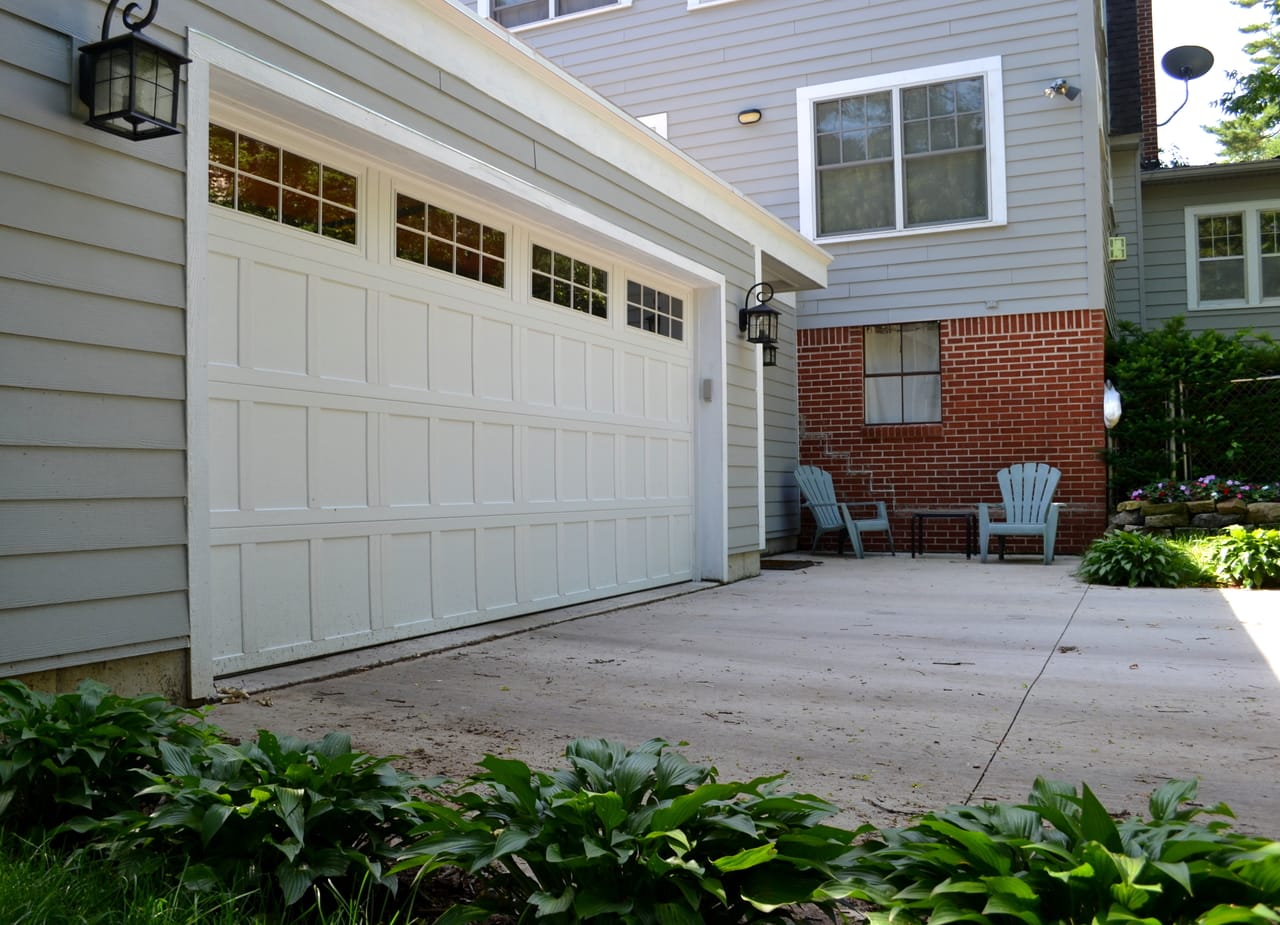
[739,281,780,366]
[78,0,189,140]
[1043,79,1080,101]
[737,108,763,125]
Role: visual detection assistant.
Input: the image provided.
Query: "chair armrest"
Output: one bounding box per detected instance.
[977,502,999,526]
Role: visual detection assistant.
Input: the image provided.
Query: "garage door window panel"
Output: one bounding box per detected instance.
[395,193,506,288]
[627,280,684,340]
[208,124,358,244]
[532,244,608,318]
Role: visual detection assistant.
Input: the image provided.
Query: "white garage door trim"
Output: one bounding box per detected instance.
[183,38,731,694]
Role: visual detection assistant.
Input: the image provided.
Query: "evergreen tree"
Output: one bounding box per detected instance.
[1211,0,1280,160]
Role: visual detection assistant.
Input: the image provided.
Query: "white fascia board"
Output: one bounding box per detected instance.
[317,0,829,290]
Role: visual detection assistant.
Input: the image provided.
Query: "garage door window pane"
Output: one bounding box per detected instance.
[626,280,684,341]
[532,244,608,319]
[395,192,506,289]
[208,124,359,246]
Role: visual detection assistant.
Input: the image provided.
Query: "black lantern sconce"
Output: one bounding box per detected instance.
[739,282,780,367]
[78,0,189,141]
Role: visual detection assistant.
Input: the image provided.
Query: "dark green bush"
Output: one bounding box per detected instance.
[396,737,868,924]
[1209,526,1280,589]
[842,778,1280,925]
[0,679,221,834]
[1077,530,1204,587]
[85,729,429,910]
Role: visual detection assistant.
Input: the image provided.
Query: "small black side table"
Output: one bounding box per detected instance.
[910,510,977,559]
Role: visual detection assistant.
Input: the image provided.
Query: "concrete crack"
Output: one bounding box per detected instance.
[964,581,1092,805]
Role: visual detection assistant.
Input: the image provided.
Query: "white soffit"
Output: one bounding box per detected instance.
[319,0,830,291]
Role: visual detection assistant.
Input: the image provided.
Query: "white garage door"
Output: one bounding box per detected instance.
[204,131,694,675]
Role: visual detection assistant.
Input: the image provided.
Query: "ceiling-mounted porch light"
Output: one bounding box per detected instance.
[78,0,189,140]
[739,282,780,366]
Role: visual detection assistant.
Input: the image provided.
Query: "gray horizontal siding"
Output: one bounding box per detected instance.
[1110,143,1142,328]
[514,0,1099,329]
[1140,170,1280,340]
[0,4,192,674]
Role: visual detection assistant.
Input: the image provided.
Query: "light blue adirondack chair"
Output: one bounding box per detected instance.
[794,465,895,559]
[977,462,1062,564]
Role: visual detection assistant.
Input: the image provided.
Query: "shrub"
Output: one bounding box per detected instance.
[396,737,869,924]
[86,730,428,910]
[1209,526,1280,589]
[1077,530,1203,587]
[842,778,1280,925]
[0,680,221,834]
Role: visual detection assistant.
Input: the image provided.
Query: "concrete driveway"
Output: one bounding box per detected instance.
[210,554,1280,833]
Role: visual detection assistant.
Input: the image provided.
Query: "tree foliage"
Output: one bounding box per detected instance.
[1212,0,1280,160]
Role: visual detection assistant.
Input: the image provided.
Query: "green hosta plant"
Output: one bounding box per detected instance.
[1209,526,1280,589]
[86,730,428,910]
[842,778,1280,925]
[396,737,871,924]
[0,679,221,834]
[1077,530,1204,587]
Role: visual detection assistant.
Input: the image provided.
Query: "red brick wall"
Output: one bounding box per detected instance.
[1137,0,1158,165]
[797,310,1109,557]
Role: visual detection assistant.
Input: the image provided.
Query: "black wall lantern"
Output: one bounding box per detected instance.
[739,281,780,366]
[79,0,189,141]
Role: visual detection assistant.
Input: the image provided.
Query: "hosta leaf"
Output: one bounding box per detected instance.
[652,783,744,830]
[179,863,222,893]
[276,786,307,843]
[989,805,1044,840]
[530,886,575,916]
[590,790,627,830]
[1047,861,1096,883]
[433,904,496,925]
[655,901,704,925]
[981,893,1041,924]
[492,825,534,861]
[200,802,234,846]
[276,861,314,906]
[1148,779,1199,821]
[918,818,1013,875]
[1197,904,1280,925]
[1150,859,1193,895]
[925,898,994,925]
[1079,784,1123,851]
[713,843,776,872]
[982,875,1037,899]
[476,755,538,812]
[610,752,660,805]
[932,878,992,894]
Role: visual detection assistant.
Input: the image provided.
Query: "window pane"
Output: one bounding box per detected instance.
[322,167,358,207]
[1259,210,1279,255]
[903,374,941,422]
[281,190,319,232]
[904,149,987,226]
[1199,214,1243,257]
[493,0,548,26]
[282,151,319,194]
[839,96,866,130]
[841,130,867,162]
[818,162,894,234]
[901,86,927,122]
[929,116,956,150]
[208,165,234,208]
[427,238,453,273]
[900,322,940,372]
[867,125,893,159]
[1263,255,1280,299]
[237,175,278,220]
[864,325,901,374]
[397,194,425,231]
[482,256,505,288]
[956,78,984,112]
[209,124,236,166]
[928,82,956,116]
[865,377,902,425]
[532,244,552,274]
[1199,259,1245,301]
[815,100,841,133]
[558,0,614,13]
[396,227,425,264]
[817,133,842,165]
[238,135,279,180]
[323,205,357,244]
[957,112,985,147]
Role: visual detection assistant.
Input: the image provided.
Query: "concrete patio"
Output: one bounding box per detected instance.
[210,553,1280,834]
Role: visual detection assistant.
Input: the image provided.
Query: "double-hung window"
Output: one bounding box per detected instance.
[1186,202,1280,308]
[481,0,626,28]
[864,323,941,424]
[797,58,1006,241]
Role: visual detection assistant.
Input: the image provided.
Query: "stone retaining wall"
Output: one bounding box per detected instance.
[1111,499,1280,532]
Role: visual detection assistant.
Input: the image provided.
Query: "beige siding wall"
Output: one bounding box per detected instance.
[0,4,191,676]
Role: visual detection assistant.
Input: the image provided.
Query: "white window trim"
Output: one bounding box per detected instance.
[688,0,747,8]
[477,0,632,31]
[796,56,1006,243]
[1185,199,1280,310]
